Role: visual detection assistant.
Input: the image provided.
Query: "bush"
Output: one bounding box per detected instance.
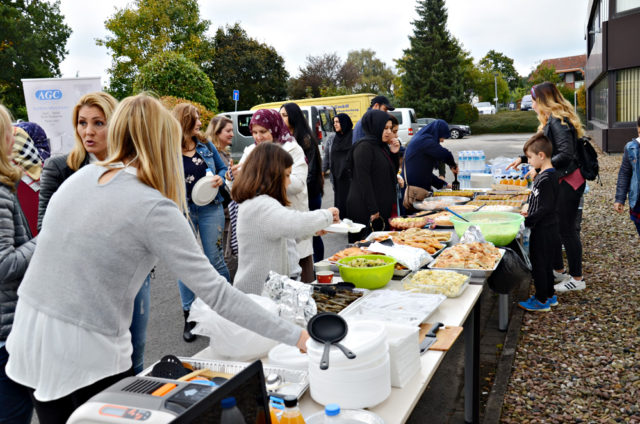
[134,51,218,111]
[159,96,215,130]
[452,103,479,124]
[470,110,540,134]
[557,84,576,107]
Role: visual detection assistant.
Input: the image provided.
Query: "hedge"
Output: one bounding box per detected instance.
[470,110,540,134]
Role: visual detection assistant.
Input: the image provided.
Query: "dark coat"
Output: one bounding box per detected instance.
[521,115,579,178]
[38,154,90,231]
[330,114,354,219]
[346,110,398,230]
[403,119,455,191]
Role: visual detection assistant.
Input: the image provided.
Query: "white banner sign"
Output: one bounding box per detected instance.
[21,77,102,156]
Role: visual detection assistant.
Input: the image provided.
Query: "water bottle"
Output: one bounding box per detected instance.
[462,151,469,172]
[220,397,247,424]
[480,151,486,171]
[324,404,341,424]
[522,227,531,256]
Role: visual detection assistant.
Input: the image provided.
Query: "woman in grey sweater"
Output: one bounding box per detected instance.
[232,143,339,294]
[5,94,309,423]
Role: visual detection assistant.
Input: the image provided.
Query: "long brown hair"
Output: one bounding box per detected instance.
[532,82,585,138]
[232,143,293,206]
[172,103,205,148]
[68,92,118,171]
[205,115,233,152]
[0,104,21,190]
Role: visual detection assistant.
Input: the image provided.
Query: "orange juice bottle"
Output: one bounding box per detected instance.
[279,396,305,424]
[269,406,280,424]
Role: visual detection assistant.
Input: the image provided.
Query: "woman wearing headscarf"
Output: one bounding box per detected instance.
[403,119,458,196]
[330,113,354,219]
[346,110,398,242]
[229,109,315,282]
[15,122,50,160]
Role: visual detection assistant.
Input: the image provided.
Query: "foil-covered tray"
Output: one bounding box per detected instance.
[139,357,309,399]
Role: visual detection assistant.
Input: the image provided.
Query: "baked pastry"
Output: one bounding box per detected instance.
[432,242,501,270]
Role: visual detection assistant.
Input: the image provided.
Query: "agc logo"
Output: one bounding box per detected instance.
[35,89,63,100]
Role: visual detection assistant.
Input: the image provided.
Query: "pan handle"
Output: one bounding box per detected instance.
[320,341,331,370]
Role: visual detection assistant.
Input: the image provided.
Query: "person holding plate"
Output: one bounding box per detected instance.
[172,103,229,343]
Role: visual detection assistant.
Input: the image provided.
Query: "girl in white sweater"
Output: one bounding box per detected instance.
[232,143,339,294]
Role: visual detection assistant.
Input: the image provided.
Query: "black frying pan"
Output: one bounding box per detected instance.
[307,312,356,370]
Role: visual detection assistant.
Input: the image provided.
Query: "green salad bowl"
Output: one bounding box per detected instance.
[337,254,397,289]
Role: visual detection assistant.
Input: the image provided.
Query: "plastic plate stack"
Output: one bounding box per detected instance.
[306,320,391,409]
[383,322,421,388]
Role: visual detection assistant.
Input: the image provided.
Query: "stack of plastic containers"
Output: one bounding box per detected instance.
[382,323,421,388]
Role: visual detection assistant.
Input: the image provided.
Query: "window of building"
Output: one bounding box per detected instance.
[616,0,640,13]
[590,75,609,123]
[616,67,640,122]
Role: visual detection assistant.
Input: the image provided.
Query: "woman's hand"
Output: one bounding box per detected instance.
[614,202,625,214]
[328,207,340,223]
[506,157,522,171]
[370,212,380,222]
[397,175,405,188]
[389,138,401,154]
[315,230,328,236]
[210,175,223,188]
[296,330,310,353]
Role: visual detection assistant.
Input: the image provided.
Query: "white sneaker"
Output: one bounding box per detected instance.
[553,270,570,283]
[554,278,586,293]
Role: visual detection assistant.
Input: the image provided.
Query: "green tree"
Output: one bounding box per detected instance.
[288,53,343,99]
[397,0,469,121]
[205,24,288,111]
[529,63,562,85]
[344,49,395,95]
[133,51,217,111]
[0,0,71,118]
[479,50,520,90]
[97,0,214,98]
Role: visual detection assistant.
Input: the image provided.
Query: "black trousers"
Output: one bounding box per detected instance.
[553,181,585,277]
[30,367,135,424]
[530,225,559,302]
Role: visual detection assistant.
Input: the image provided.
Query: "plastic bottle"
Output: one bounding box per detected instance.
[221,397,247,424]
[324,404,340,424]
[279,396,305,424]
[480,151,486,171]
[522,227,531,256]
[269,407,280,424]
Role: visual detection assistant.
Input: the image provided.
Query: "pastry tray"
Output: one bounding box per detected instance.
[400,270,471,298]
[139,357,309,399]
[427,248,505,278]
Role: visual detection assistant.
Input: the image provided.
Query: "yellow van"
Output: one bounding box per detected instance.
[251,93,375,125]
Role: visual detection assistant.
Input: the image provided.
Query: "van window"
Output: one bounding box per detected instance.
[238,113,253,137]
[319,109,335,133]
[389,111,403,124]
[409,110,417,123]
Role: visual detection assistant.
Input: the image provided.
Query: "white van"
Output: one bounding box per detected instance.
[219,110,255,162]
[388,108,419,146]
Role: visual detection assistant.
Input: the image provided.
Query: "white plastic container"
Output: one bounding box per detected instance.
[383,323,420,388]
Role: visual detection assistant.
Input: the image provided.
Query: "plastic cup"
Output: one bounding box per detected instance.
[316,271,333,284]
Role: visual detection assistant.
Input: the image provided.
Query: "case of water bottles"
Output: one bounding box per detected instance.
[457,150,490,189]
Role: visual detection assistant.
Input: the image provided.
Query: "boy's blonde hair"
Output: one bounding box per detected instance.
[68,92,118,171]
[0,104,21,190]
[100,94,187,214]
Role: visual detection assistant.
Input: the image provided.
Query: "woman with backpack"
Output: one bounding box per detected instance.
[507,82,586,293]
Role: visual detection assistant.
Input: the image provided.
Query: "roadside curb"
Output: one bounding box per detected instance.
[482,280,528,424]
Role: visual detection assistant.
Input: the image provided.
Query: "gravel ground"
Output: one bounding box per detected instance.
[500,148,640,423]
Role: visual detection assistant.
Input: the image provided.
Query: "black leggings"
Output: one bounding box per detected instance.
[553,181,585,277]
[31,367,134,424]
[530,226,559,301]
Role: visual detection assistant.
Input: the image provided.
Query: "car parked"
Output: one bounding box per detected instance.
[218,110,255,162]
[388,108,420,146]
[416,118,471,139]
[520,95,533,111]
[474,102,496,115]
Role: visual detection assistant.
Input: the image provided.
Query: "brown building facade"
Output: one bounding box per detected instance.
[539,55,586,89]
[586,0,640,153]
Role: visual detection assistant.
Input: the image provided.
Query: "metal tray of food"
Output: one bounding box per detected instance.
[401,269,471,298]
[413,196,471,211]
[312,286,367,314]
[139,357,309,399]
[427,248,505,278]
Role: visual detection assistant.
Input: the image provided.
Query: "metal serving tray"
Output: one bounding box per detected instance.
[427,248,505,278]
[139,357,309,399]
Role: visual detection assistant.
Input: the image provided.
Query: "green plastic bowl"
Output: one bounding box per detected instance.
[450,211,524,247]
[337,255,396,289]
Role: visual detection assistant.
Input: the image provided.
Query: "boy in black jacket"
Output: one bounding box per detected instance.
[518,133,560,312]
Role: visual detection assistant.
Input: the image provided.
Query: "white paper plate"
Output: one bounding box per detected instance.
[191,176,219,206]
[326,221,366,233]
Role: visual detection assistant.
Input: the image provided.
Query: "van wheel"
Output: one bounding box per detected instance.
[450,129,461,139]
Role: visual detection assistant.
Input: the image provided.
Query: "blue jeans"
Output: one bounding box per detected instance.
[0,345,33,423]
[178,201,230,311]
[129,274,151,374]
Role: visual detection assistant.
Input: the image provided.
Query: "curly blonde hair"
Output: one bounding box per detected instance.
[0,104,21,190]
[532,82,584,138]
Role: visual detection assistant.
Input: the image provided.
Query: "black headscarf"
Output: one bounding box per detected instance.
[332,113,353,152]
[360,109,391,145]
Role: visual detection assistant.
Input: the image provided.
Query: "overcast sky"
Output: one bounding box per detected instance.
[58,0,589,87]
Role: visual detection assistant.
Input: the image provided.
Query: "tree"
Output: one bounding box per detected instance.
[479,50,520,90]
[204,24,289,111]
[0,0,71,118]
[344,49,395,95]
[397,0,469,121]
[529,63,562,85]
[473,69,510,104]
[288,53,343,99]
[134,52,217,111]
[97,0,214,98]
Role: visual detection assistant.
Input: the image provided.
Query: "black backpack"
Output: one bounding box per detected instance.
[575,136,599,181]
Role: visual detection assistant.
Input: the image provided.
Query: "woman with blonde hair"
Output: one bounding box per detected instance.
[5,94,309,423]
[205,115,237,277]
[0,103,36,423]
[172,104,229,342]
[507,81,586,293]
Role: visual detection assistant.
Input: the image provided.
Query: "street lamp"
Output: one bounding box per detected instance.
[493,72,499,113]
